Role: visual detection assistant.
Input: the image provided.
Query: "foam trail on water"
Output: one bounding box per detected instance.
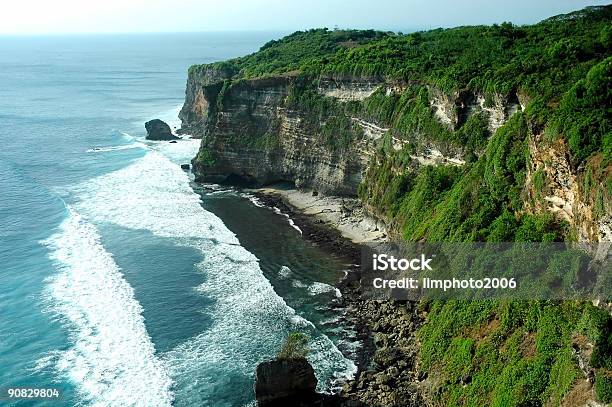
[155,104,183,130]
[309,282,342,298]
[74,150,232,242]
[147,138,202,166]
[86,144,144,153]
[278,265,292,279]
[242,193,303,234]
[42,208,173,407]
[272,206,303,234]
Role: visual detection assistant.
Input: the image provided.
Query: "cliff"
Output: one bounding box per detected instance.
[181,71,371,195]
[181,8,612,406]
[181,65,610,241]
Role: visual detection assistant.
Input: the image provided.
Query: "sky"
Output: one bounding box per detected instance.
[1,0,609,35]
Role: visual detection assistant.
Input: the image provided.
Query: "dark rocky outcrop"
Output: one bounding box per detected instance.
[254,358,318,406]
[145,119,178,140]
[180,163,190,170]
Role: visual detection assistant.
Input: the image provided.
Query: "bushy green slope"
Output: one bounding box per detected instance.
[194,6,610,168]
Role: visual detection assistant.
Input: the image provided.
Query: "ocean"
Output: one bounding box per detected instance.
[0,33,357,406]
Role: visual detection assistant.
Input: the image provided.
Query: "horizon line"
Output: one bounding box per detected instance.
[0,15,559,38]
[0,27,424,37]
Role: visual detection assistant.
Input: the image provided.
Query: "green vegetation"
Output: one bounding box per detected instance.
[418,300,607,406]
[359,112,571,243]
[195,148,216,168]
[193,6,610,166]
[596,372,612,403]
[548,56,612,165]
[277,332,310,360]
[286,82,364,151]
[204,29,389,78]
[189,5,611,406]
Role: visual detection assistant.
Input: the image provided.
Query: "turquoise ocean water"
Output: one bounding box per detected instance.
[0,34,357,406]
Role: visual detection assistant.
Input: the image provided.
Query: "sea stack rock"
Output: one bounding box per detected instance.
[254,358,317,406]
[144,119,179,140]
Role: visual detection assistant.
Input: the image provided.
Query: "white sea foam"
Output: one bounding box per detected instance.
[308,282,342,299]
[120,132,136,141]
[242,193,303,234]
[308,335,358,392]
[86,144,144,153]
[67,143,356,402]
[146,138,201,166]
[271,206,303,234]
[242,193,265,208]
[287,218,303,234]
[278,265,292,279]
[155,104,183,131]
[292,280,308,289]
[42,209,173,407]
[74,150,231,243]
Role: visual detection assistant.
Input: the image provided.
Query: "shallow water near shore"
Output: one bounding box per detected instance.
[0,33,357,406]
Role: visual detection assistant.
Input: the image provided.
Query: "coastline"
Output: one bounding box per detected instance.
[251,187,425,406]
[255,187,387,245]
[251,188,373,370]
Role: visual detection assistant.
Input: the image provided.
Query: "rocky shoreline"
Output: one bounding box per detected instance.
[256,187,387,244]
[253,190,426,407]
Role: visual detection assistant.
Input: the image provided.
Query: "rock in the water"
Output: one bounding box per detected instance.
[169,140,178,143]
[254,358,317,405]
[144,119,178,140]
[181,164,190,170]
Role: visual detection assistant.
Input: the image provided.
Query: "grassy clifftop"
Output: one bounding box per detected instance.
[192,5,610,166]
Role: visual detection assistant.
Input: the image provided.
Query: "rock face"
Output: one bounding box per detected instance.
[180,65,608,242]
[524,133,611,242]
[180,67,465,196]
[145,119,178,140]
[181,69,371,195]
[254,358,317,405]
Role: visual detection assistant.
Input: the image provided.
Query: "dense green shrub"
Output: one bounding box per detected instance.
[595,372,612,403]
[277,332,310,360]
[194,148,216,168]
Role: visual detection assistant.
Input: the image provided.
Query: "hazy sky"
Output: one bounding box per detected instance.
[1,0,609,35]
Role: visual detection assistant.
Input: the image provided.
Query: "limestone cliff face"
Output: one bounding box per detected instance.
[181,67,609,242]
[181,67,470,196]
[524,134,611,242]
[179,65,236,137]
[182,68,379,196]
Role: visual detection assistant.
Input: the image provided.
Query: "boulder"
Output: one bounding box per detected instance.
[373,347,403,369]
[254,358,317,405]
[144,119,178,140]
[181,164,190,170]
